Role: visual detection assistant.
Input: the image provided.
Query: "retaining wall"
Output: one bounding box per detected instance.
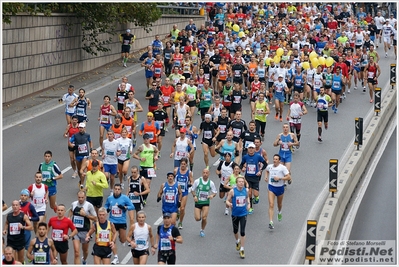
[2,13,205,103]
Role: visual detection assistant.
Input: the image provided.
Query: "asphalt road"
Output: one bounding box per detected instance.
[346,128,397,265]
[2,46,396,264]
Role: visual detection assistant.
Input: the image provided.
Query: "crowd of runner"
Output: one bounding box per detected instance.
[3,2,397,265]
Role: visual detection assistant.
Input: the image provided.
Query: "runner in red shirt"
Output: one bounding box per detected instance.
[160,78,175,128]
[48,204,77,265]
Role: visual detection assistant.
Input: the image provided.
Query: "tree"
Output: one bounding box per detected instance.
[2,3,162,56]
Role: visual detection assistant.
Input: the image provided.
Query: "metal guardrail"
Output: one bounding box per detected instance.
[157,5,202,16]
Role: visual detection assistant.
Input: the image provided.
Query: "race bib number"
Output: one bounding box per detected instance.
[199,191,209,201]
[34,252,47,264]
[101,115,110,124]
[52,229,64,241]
[76,107,85,116]
[106,150,115,156]
[145,132,154,139]
[176,151,187,158]
[233,96,241,103]
[235,196,246,207]
[333,81,340,88]
[129,193,140,203]
[118,96,125,104]
[162,96,170,103]
[219,125,226,133]
[281,142,289,151]
[78,143,88,153]
[232,128,241,137]
[204,93,211,101]
[204,130,212,139]
[9,223,20,235]
[165,192,175,203]
[188,94,195,100]
[160,238,171,250]
[98,230,110,242]
[156,121,164,128]
[147,168,156,178]
[111,206,122,217]
[178,181,186,191]
[136,239,146,249]
[247,164,256,175]
[33,196,45,205]
[368,72,374,78]
[73,215,84,228]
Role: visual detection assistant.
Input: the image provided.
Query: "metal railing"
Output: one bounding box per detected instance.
[157,5,202,16]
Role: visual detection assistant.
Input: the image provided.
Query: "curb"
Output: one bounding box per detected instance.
[3,64,144,130]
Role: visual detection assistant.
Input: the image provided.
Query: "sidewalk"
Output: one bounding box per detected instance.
[2,50,146,129]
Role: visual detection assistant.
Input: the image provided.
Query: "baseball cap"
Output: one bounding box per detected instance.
[126,29,131,33]
[179,128,186,133]
[143,133,151,139]
[246,47,250,50]
[147,112,153,117]
[247,143,256,148]
[20,189,30,196]
[163,212,172,218]
[278,74,284,78]
[91,160,99,167]
[78,122,86,128]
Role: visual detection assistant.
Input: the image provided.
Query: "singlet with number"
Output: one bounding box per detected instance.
[96,221,112,247]
[174,137,189,160]
[31,183,46,212]
[32,237,50,264]
[133,222,149,250]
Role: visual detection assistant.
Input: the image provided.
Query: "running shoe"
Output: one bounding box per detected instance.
[143,200,147,206]
[343,93,346,99]
[200,230,205,237]
[240,250,245,259]
[332,104,336,111]
[206,166,210,170]
[279,116,283,122]
[82,257,87,265]
[248,208,253,215]
[347,89,350,94]
[120,183,124,190]
[197,111,201,115]
[275,114,278,120]
[178,222,183,229]
[72,171,78,179]
[123,174,127,181]
[278,213,282,222]
[165,127,169,132]
[385,53,388,58]
[297,141,300,149]
[224,208,229,215]
[269,221,274,229]
[80,184,84,190]
[354,86,357,90]
[109,190,113,196]
[318,136,323,142]
[334,108,338,114]
[252,196,259,204]
[111,257,119,265]
[236,240,241,251]
[123,63,127,67]
[288,179,292,185]
[363,87,366,92]
[213,158,221,167]
[133,139,137,147]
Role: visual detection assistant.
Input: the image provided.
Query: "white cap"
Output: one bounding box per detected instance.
[126,29,131,33]
[278,74,284,78]
[247,143,256,148]
[78,122,86,128]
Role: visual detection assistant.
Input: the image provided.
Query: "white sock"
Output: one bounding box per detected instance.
[240,246,244,251]
[236,239,240,244]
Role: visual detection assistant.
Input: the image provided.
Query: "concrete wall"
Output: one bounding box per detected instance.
[2,14,205,103]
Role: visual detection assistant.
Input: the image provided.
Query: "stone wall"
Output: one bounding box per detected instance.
[2,14,205,103]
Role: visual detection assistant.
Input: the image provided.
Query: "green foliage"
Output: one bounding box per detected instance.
[2,3,162,56]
